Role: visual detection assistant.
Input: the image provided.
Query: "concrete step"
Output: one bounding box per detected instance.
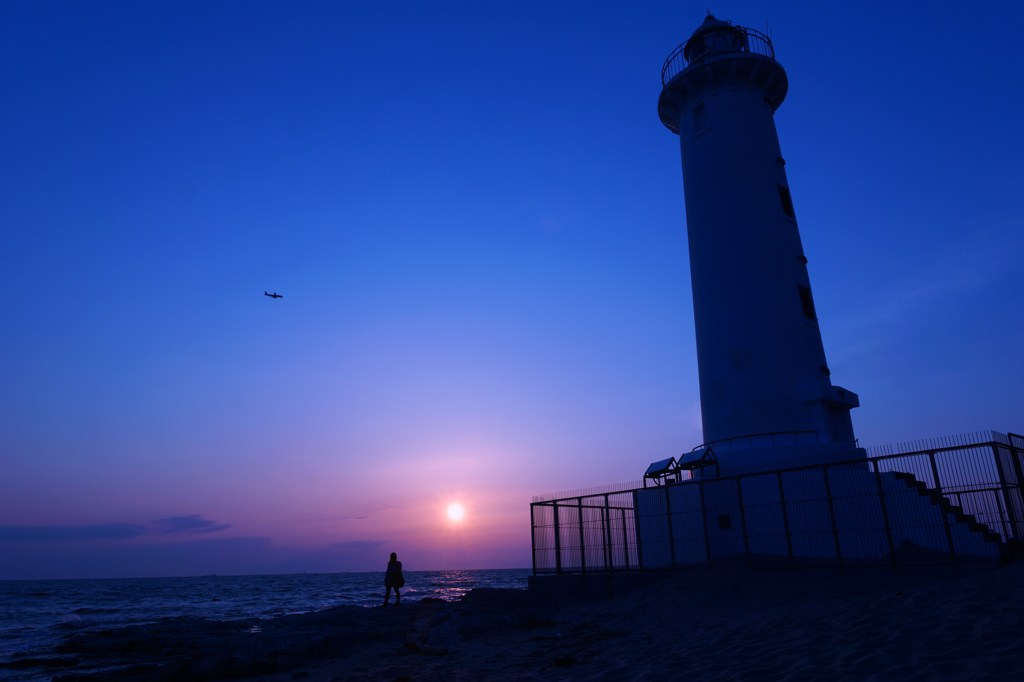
[893,472,1002,545]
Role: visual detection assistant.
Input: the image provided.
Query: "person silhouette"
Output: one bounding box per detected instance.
[383,552,404,607]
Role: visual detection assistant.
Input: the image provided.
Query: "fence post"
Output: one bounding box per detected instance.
[621,508,631,571]
[777,472,795,569]
[578,497,586,574]
[634,491,646,571]
[928,451,958,567]
[1011,437,1024,539]
[736,477,751,567]
[993,489,1010,541]
[871,459,898,569]
[821,466,844,571]
[665,483,676,568]
[530,503,538,576]
[699,480,712,566]
[603,494,612,572]
[554,503,562,575]
[991,443,1020,540]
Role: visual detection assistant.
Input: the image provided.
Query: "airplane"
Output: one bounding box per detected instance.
[264,291,283,299]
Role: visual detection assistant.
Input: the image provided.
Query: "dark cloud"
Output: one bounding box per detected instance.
[330,540,384,552]
[153,515,231,535]
[0,515,230,545]
[0,536,278,580]
[0,524,147,542]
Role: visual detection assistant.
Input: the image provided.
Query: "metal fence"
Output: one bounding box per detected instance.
[531,431,1024,574]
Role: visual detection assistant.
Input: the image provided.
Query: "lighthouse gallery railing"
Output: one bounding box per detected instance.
[661,25,776,86]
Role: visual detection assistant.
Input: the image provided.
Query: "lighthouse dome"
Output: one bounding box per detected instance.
[682,15,750,63]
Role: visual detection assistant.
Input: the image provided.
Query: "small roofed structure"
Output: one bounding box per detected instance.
[643,447,720,488]
[643,457,679,487]
[678,446,719,478]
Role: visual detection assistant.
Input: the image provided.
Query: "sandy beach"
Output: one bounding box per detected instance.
[25,559,1020,681]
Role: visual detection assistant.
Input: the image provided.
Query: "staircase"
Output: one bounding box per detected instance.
[891,471,1004,546]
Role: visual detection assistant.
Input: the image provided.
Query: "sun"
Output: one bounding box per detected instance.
[446,503,465,522]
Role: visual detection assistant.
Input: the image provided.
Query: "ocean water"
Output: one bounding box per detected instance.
[0,568,530,679]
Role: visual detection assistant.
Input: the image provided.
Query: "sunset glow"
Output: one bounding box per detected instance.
[1,2,1021,581]
[446,503,465,523]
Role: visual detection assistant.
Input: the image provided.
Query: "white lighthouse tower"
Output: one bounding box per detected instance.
[659,16,861,473]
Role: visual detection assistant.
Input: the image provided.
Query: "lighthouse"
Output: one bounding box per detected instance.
[659,16,860,473]
[529,16,1016,576]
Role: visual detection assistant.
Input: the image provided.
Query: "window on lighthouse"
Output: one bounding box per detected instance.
[798,285,818,321]
[693,102,705,129]
[777,184,796,219]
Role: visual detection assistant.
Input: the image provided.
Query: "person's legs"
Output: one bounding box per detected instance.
[395,588,401,606]
[383,585,392,606]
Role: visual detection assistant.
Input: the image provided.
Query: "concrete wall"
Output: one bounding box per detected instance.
[634,469,1001,569]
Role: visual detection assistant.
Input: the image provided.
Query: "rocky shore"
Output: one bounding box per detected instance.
[6,560,1023,681]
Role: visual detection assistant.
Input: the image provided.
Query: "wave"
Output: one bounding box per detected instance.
[70,607,121,615]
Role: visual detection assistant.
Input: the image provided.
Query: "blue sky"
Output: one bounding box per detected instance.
[1,0,1022,579]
